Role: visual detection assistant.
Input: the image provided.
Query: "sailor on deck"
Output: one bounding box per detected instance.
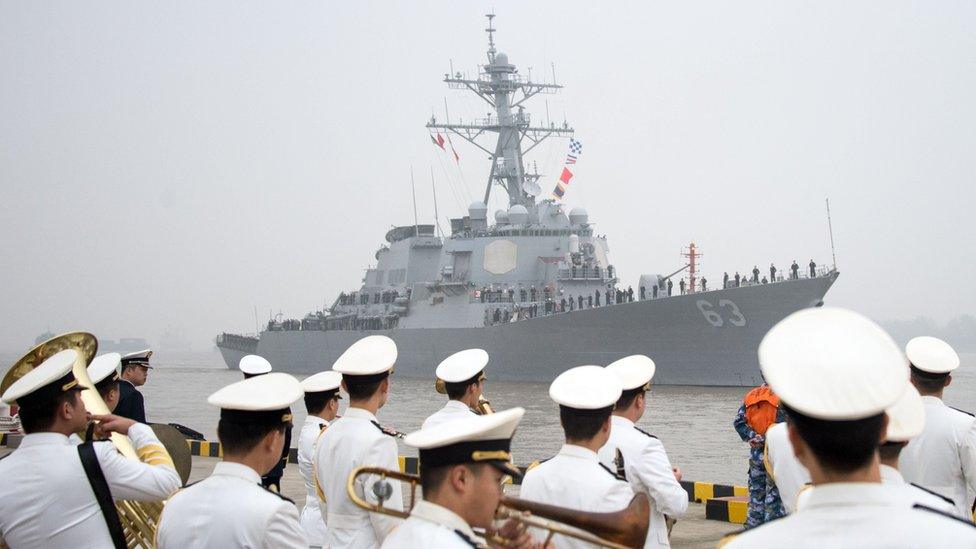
[157,372,307,548]
[520,365,637,549]
[898,336,976,519]
[298,371,343,548]
[239,354,291,493]
[0,349,180,548]
[724,307,976,548]
[382,408,540,548]
[115,349,152,423]
[598,355,687,549]
[315,336,403,549]
[423,349,488,430]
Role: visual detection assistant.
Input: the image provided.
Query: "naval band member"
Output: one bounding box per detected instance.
[762,418,811,514]
[88,352,123,413]
[382,408,543,548]
[0,350,180,548]
[423,348,489,430]
[316,335,403,549]
[724,307,976,548]
[898,336,976,519]
[520,365,637,549]
[598,355,687,549]
[239,354,291,492]
[157,372,307,548]
[115,348,152,423]
[298,370,343,548]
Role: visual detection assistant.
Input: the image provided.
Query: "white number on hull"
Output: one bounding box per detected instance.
[696,299,747,327]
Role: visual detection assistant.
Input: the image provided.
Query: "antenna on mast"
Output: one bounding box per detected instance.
[826,198,837,269]
[485,12,496,63]
[411,167,419,235]
[431,167,443,237]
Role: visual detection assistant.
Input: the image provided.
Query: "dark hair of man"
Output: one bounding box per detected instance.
[878,441,907,462]
[304,390,338,415]
[783,404,884,473]
[17,390,80,433]
[344,379,383,401]
[560,405,613,441]
[445,371,482,400]
[419,462,483,495]
[217,419,286,455]
[615,387,644,411]
[910,366,948,394]
[94,378,119,401]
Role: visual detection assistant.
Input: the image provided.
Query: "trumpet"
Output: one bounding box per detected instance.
[434,378,494,415]
[346,466,649,548]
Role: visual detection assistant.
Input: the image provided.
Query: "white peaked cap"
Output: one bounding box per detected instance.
[886,384,925,442]
[2,349,80,404]
[301,371,342,393]
[239,355,272,375]
[88,353,121,385]
[405,407,524,449]
[208,372,302,411]
[436,349,489,383]
[549,365,622,410]
[759,307,908,420]
[606,355,656,390]
[906,336,960,374]
[121,349,153,363]
[333,335,397,376]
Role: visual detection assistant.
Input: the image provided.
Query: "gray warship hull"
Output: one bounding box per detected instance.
[217,272,837,387]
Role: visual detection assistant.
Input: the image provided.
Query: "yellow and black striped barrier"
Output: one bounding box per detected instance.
[704,497,748,524]
[680,480,748,502]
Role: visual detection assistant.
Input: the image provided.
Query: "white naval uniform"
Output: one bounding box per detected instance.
[156,461,306,549]
[899,395,976,519]
[597,416,687,549]
[422,400,476,430]
[0,424,180,548]
[521,444,635,549]
[316,407,403,549]
[763,422,811,513]
[381,500,480,548]
[880,464,956,513]
[724,482,976,548]
[298,415,329,547]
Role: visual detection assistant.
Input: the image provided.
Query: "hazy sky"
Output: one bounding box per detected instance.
[1,1,973,352]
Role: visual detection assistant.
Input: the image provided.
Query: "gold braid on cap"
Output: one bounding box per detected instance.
[472,450,511,462]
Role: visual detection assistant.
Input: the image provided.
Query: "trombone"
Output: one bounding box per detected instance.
[347,466,649,549]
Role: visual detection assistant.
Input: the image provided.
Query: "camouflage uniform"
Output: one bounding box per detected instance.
[734,404,787,528]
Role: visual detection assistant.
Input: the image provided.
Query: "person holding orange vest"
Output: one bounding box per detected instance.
[733,382,787,528]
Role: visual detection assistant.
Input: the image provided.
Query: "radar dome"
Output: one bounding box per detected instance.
[495,52,509,65]
[468,201,488,220]
[508,204,529,225]
[569,207,589,226]
[495,209,509,225]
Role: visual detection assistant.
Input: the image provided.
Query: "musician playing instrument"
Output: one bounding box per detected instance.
[598,356,687,549]
[520,366,639,549]
[88,352,123,413]
[157,372,307,548]
[383,407,546,549]
[0,349,180,548]
[298,370,343,548]
[424,349,490,430]
[315,335,403,549]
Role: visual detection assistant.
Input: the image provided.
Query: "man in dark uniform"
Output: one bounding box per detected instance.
[808,259,817,278]
[769,263,776,282]
[734,272,741,287]
[791,260,799,279]
[667,279,673,296]
[752,266,760,283]
[723,272,729,289]
[701,277,707,292]
[115,349,152,423]
[679,279,686,295]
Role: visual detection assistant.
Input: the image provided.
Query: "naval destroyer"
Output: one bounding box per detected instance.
[216,16,838,386]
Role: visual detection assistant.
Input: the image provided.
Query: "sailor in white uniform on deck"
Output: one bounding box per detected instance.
[0,349,180,549]
[423,348,489,430]
[724,307,976,548]
[520,365,638,549]
[598,355,687,549]
[298,370,342,548]
[898,336,976,519]
[316,335,403,549]
[156,372,307,548]
[383,408,540,548]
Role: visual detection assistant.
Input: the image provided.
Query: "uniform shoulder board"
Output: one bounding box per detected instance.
[912,503,976,528]
[634,426,658,439]
[599,462,627,482]
[370,421,399,438]
[910,483,955,506]
[262,484,296,505]
[949,406,975,418]
[453,529,479,548]
[319,423,327,431]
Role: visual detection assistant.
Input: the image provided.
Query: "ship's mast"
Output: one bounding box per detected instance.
[427,14,575,208]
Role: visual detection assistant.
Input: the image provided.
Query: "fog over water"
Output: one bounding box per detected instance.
[1,2,975,352]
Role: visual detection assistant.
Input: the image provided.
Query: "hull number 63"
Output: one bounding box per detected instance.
[696,299,746,327]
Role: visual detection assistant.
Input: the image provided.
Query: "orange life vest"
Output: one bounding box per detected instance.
[744,385,780,436]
